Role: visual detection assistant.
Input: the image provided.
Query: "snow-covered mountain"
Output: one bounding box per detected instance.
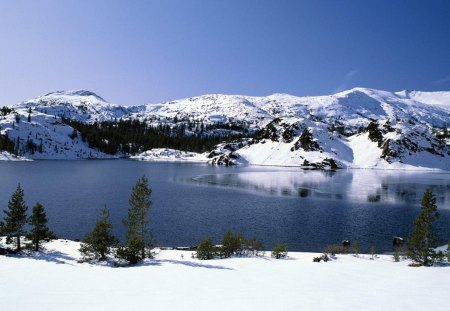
[1,88,449,170]
[13,90,132,122]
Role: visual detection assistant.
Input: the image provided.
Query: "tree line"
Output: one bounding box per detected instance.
[62,118,251,155]
[0,182,448,266]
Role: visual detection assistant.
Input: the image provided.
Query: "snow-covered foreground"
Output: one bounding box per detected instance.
[1,239,449,311]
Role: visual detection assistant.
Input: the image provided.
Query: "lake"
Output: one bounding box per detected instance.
[0,160,449,252]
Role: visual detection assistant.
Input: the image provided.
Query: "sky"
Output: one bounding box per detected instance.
[0,0,449,106]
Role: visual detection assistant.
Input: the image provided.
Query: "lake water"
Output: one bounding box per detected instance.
[0,160,449,252]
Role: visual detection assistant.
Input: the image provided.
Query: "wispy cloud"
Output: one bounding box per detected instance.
[432,75,450,86]
[333,69,360,93]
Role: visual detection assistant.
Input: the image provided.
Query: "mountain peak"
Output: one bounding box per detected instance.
[43,90,106,102]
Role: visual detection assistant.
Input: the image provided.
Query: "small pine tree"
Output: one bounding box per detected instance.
[271,243,288,259]
[221,230,242,258]
[2,184,28,251]
[369,246,377,260]
[407,189,440,266]
[352,240,361,256]
[79,207,118,261]
[28,202,55,251]
[116,176,152,264]
[197,237,215,260]
[393,251,400,262]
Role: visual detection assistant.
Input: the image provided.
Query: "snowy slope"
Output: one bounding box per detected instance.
[397,90,450,112]
[0,104,116,159]
[0,239,449,311]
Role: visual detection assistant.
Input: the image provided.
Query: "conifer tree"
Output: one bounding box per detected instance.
[407,189,440,266]
[221,230,243,257]
[28,202,54,251]
[197,237,215,260]
[117,176,152,263]
[79,207,118,261]
[2,184,28,251]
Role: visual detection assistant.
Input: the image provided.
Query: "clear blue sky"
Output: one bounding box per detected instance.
[1,0,449,106]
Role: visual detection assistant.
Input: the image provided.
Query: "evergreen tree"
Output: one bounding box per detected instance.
[196,237,215,260]
[407,189,440,266]
[2,184,28,251]
[79,207,118,261]
[367,121,383,147]
[117,176,152,263]
[28,202,54,251]
[221,230,243,257]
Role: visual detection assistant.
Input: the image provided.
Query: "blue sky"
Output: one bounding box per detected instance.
[1,0,449,105]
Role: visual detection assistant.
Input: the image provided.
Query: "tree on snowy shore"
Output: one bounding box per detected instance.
[1,184,28,251]
[407,189,440,266]
[80,207,118,261]
[28,202,55,251]
[116,176,153,264]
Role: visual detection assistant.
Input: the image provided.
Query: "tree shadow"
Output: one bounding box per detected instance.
[8,250,77,266]
[114,259,232,270]
[158,259,234,270]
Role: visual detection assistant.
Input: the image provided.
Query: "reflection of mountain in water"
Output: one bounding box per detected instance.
[190,170,450,208]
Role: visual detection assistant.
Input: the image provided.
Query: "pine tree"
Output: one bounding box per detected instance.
[196,237,215,260]
[2,184,28,251]
[407,189,440,266]
[79,207,118,261]
[221,230,243,257]
[28,202,54,251]
[117,176,152,263]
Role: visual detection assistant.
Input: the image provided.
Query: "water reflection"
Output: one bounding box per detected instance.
[190,169,450,208]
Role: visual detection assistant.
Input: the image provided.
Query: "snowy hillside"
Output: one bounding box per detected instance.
[1,87,449,169]
[0,96,117,159]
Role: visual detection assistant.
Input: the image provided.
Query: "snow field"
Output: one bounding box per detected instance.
[0,239,449,311]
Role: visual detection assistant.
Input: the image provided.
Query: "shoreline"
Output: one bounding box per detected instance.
[1,155,449,172]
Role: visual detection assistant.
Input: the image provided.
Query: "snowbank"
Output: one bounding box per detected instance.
[0,151,31,161]
[131,148,208,163]
[0,239,448,311]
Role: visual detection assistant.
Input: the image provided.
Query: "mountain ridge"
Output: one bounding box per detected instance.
[1,87,449,170]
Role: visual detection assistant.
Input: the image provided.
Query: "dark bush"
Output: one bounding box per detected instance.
[322,244,350,255]
[313,254,329,262]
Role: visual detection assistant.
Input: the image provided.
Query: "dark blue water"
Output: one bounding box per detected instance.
[0,160,449,252]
